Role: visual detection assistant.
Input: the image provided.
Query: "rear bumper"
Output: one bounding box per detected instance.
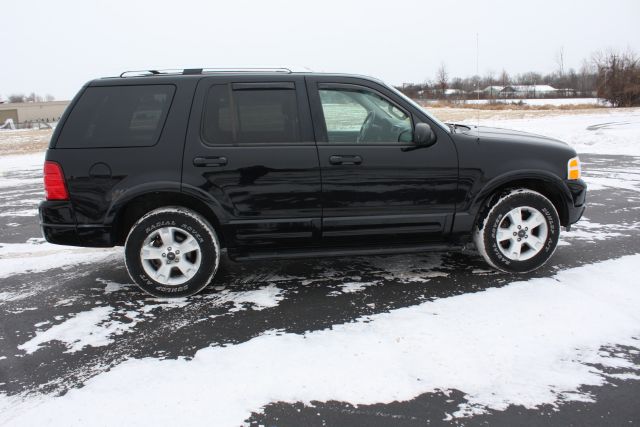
[39,201,114,247]
[565,179,587,225]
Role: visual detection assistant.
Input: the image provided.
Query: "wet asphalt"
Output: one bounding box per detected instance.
[1,154,639,426]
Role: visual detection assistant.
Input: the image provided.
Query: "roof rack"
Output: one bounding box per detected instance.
[119,68,293,78]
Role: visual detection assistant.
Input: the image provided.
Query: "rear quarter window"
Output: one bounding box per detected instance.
[57,85,175,148]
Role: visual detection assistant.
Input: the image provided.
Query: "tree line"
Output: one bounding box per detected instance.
[2,93,56,103]
[398,49,640,107]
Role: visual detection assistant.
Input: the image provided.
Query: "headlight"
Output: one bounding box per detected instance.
[567,156,581,180]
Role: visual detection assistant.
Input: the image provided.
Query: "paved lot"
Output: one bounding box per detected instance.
[1,153,639,426]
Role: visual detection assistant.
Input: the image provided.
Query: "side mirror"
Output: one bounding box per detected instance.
[413,123,437,146]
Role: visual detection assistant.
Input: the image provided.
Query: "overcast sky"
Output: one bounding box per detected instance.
[2,0,638,100]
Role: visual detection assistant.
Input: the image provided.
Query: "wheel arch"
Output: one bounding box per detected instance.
[472,171,572,230]
[110,190,226,247]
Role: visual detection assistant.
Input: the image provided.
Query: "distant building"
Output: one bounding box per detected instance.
[444,88,466,96]
[482,86,504,96]
[0,101,69,125]
[556,88,577,97]
[482,85,560,98]
[509,85,558,97]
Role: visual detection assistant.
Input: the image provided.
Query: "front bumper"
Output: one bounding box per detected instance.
[565,178,587,226]
[39,200,114,247]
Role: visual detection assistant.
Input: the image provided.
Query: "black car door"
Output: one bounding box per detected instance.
[182,75,321,252]
[306,76,458,245]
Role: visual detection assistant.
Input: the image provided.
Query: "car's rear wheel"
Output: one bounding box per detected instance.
[474,189,560,273]
[124,207,220,297]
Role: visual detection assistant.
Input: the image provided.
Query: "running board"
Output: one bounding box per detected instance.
[229,243,464,261]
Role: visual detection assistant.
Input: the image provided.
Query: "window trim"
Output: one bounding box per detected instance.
[200,82,304,146]
[316,83,414,146]
[232,82,295,90]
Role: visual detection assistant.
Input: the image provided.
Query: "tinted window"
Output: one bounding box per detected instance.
[202,85,233,144]
[202,85,300,144]
[58,85,175,148]
[319,88,412,144]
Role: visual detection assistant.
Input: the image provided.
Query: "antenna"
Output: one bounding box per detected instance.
[476,32,480,141]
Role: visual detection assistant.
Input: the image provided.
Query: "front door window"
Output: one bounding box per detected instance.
[319,88,412,143]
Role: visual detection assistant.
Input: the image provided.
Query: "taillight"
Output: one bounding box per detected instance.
[44,161,69,201]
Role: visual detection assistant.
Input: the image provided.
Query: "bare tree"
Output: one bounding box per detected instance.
[436,63,448,98]
[518,72,543,85]
[8,94,26,103]
[45,94,55,102]
[450,77,464,90]
[579,60,596,96]
[395,52,605,102]
[593,49,640,107]
[499,69,510,86]
[484,70,496,86]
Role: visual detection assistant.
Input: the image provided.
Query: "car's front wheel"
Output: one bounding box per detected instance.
[474,189,560,273]
[124,207,220,297]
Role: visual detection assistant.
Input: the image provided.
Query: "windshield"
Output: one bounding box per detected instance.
[388,86,450,133]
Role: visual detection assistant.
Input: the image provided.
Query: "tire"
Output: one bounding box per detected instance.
[124,207,220,298]
[473,189,560,273]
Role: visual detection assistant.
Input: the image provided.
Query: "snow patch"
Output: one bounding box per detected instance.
[463,98,605,106]
[96,278,133,294]
[204,284,285,313]
[560,217,638,243]
[330,280,381,295]
[0,152,44,173]
[17,306,142,354]
[462,109,640,156]
[0,241,121,280]
[0,208,38,217]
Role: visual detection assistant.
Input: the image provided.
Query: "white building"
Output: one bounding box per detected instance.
[0,101,69,124]
[482,84,559,98]
[509,85,558,97]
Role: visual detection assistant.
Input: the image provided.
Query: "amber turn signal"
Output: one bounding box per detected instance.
[567,157,581,180]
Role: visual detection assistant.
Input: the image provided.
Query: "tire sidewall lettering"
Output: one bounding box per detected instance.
[480,191,560,273]
[125,209,219,298]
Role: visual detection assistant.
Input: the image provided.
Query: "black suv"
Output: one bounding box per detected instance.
[40,68,586,297]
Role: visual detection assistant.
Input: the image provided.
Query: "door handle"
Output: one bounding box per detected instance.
[329,155,362,165]
[193,156,228,167]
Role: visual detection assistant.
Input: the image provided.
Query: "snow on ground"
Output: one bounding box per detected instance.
[202,283,286,313]
[460,108,640,156]
[558,217,640,246]
[0,240,120,281]
[17,306,141,354]
[463,98,606,106]
[0,152,44,174]
[1,255,639,426]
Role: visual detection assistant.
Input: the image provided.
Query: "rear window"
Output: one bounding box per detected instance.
[57,85,175,148]
[202,84,300,144]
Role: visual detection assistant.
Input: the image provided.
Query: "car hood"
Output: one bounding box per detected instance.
[454,125,569,148]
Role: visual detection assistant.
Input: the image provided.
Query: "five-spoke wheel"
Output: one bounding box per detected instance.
[140,226,203,286]
[496,206,549,262]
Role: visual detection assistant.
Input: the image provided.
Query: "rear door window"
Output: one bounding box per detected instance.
[202,84,300,144]
[57,85,175,148]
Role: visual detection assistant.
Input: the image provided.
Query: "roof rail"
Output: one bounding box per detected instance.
[119,68,292,78]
